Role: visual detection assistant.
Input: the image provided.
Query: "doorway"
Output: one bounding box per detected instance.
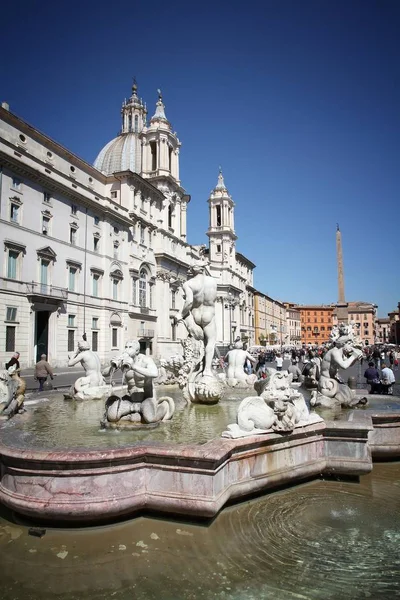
[35,311,50,362]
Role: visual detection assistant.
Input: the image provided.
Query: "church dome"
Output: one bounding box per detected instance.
[93,133,138,176]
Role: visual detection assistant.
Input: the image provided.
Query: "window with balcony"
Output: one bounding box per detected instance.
[139,269,147,307]
[112,278,119,300]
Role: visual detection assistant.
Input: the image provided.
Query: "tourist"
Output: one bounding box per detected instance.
[363,361,381,395]
[288,359,302,382]
[34,354,54,392]
[6,351,20,372]
[372,346,381,370]
[275,353,283,371]
[381,363,395,395]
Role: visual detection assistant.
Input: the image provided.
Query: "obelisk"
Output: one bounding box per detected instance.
[335,224,348,323]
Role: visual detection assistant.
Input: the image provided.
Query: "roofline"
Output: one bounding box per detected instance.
[0,106,106,181]
[235,251,256,268]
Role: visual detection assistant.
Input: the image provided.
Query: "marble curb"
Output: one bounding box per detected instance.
[0,418,380,523]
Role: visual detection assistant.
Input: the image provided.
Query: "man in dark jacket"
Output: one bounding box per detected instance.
[364,361,381,394]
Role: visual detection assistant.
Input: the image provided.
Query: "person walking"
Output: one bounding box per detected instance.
[363,361,381,394]
[275,353,283,372]
[34,354,54,392]
[6,351,20,371]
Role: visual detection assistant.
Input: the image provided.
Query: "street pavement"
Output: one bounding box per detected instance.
[20,357,400,394]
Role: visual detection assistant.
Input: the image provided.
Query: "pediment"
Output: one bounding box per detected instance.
[37,246,57,260]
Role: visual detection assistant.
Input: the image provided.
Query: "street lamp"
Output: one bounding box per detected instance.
[225,292,240,346]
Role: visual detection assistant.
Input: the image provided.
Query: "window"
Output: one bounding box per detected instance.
[168,146,173,172]
[141,194,145,210]
[92,273,100,297]
[71,204,77,215]
[150,141,157,170]
[321,312,323,316]
[92,330,98,352]
[5,326,16,352]
[168,205,173,229]
[216,206,221,227]
[217,244,221,253]
[321,326,325,331]
[7,250,19,279]
[111,191,117,199]
[364,314,368,321]
[93,235,100,252]
[113,242,119,259]
[94,216,100,226]
[112,278,118,300]
[10,203,19,223]
[134,115,139,133]
[307,326,311,331]
[113,226,119,235]
[12,177,21,190]
[68,267,77,292]
[43,192,51,203]
[40,259,49,288]
[70,227,77,245]
[364,330,369,336]
[68,329,75,352]
[68,314,75,327]
[171,321,177,341]
[128,114,132,132]
[171,290,176,309]
[6,307,17,321]
[140,224,145,245]
[92,317,99,329]
[314,311,317,316]
[307,318,310,323]
[42,215,50,235]
[139,269,147,307]
[112,327,118,348]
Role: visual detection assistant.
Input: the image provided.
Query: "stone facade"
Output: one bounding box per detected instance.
[298,305,334,345]
[254,292,287,346]
[0,86,257,367]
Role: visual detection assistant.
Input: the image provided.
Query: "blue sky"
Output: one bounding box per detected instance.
[1,0,399,316]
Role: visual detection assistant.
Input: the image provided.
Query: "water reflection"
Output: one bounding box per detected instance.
[0,463,399,599]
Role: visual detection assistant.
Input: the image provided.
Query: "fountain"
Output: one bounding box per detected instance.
[101,340,175,428]
[0,268,399,528]
[0,365,26,420]
[64,339,110,401]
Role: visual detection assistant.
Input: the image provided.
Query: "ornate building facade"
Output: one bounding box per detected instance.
[0,84,255,367]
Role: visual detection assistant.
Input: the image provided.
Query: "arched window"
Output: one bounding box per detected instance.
[134,115,139,133]
[128,115,133,132]
[139,269,147,307]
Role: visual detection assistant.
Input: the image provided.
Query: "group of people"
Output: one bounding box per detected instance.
[363,361,396,395]
[5,351,54,392]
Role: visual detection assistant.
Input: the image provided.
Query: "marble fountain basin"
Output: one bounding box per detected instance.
[0,387,399,523]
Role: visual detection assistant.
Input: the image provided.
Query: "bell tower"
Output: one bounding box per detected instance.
[206,168,237,266]
[142,89,180,183]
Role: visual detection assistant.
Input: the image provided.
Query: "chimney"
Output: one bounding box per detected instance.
[1,102,9,111]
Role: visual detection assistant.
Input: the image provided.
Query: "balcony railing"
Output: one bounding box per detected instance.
[138,329,154,339]
[26,282,68,300]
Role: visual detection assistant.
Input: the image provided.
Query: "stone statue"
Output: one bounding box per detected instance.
[65,339,109,401]
[223,341,257,388]
[311,323,367,408]
[0,365,26,420]
[222,369,321,439]
[102,340,175,428]
[175,264,223,404]
[155,355,184,385]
